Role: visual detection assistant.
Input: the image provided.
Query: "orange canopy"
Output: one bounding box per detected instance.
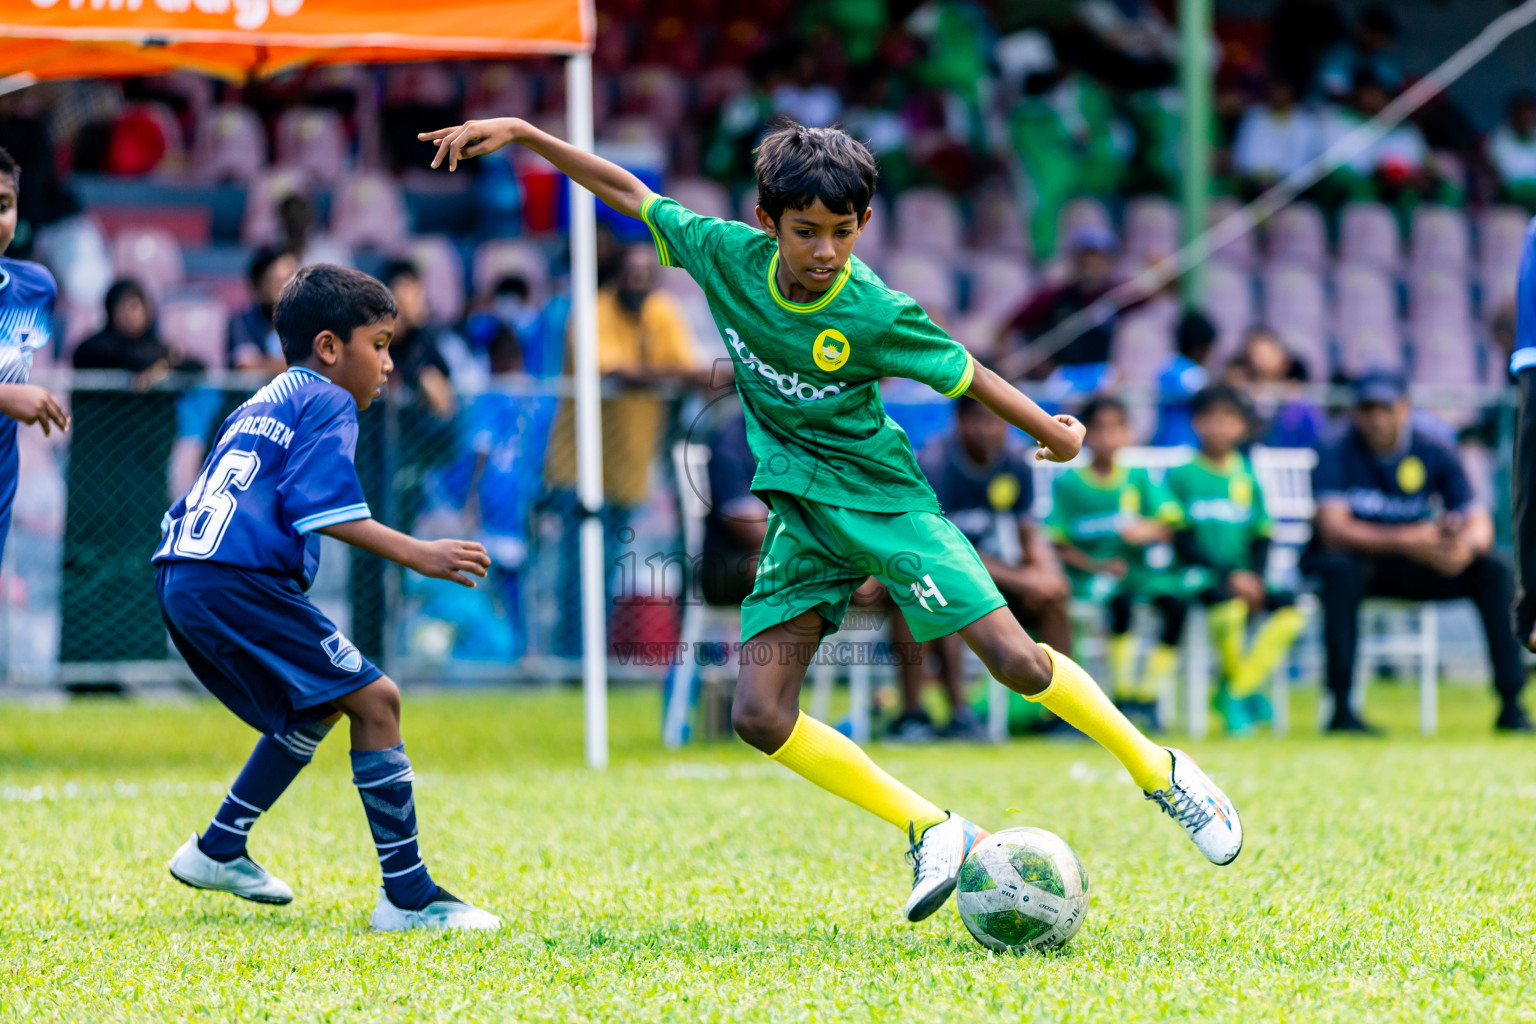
[0,0,593,81]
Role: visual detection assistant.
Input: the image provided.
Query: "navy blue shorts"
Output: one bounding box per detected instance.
[156,561,382,736]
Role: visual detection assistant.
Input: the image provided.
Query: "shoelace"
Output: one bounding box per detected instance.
[905,822,942,886]
[1145,784,1214,834]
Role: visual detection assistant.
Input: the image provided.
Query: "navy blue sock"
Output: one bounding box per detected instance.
[199,722,332,862]
[351,744,438,911]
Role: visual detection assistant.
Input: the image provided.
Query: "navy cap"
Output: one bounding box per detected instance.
[1353,369,1408,405]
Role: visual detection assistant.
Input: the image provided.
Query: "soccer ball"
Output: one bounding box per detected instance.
[955,827,1089,953]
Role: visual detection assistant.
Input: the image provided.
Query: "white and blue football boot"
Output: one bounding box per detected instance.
[1144,748,1243,865]
[370,887,501,932]
[168,833,295,905]
[904,812,988,922]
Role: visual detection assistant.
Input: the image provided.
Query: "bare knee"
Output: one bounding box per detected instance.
[987,642,1054,697]
[342,676,401,730]
[730,687,797,754]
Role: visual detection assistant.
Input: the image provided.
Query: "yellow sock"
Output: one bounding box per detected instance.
[1207,598,1248,678]
[768,711,947,835]
[1230,606,1306,697]
[1145,643,1180,704]
[1108,633,1139,700]
[1030,645,1173,792]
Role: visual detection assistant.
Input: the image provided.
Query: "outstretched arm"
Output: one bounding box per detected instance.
[965,362,1085,463]
[419,117,650,219]
[321,517,490,588]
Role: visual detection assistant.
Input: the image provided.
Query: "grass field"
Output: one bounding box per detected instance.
[2,683,1534,1023]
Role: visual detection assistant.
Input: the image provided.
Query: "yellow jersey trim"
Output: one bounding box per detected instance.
[639,194,675,268]
[941,353,976,398]
[766,252,851,313]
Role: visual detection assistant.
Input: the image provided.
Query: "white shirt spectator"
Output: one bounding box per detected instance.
[1489,124,1536,186]
[1317,107,1425,176]
[1233,104,1320,179]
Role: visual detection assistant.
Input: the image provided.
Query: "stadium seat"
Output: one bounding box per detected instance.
[1208,197,1258,270]
[110,227,185,302]
[965,255,1032,319]
[893,189,964,258]
[383,62,460,108]
[883,251,958,322]
[1266,202,1327,268]
[473,239,550,304]
[464,64,535,122]
[158,296,230,369]
[1109,304,1175,388]
[402,235,467,325]
[1261,263,1328,379]
[1057,196,1114,248]
[331,172,410,251]
[971,191,1029,256]
[1477,205,1528,313]
[857,193,890,257]
[193,104,267,184]
[106,102,184,176]
[1338,202,1401,273]
[274,107,350,185]
[666,178,732,222]
[1203,262,1255,365]
[1408,269,1472,334]
[618,66,688,131]
[1408,205,1470,274]
[1338,323,1404,377]
[240,167,309,245]
[1335,263,1402,375]
[1411,328,1480,389]
[1124,196,1179,264]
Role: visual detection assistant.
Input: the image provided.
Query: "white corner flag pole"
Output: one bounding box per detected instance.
[567,52,608,769]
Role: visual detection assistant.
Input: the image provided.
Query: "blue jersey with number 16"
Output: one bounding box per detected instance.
[153,366,371,589]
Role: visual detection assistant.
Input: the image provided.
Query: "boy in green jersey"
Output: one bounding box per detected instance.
[421,116,1244,920]
[1166,386,1305,734]
[1049,396,1186,729]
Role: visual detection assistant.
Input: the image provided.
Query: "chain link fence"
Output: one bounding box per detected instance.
[0,370,1518,693]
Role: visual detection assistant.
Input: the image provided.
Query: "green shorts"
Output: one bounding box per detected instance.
[740,492,1008,644]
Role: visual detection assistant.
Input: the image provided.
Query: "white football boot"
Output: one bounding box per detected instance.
[370,888,502,932]
[1143,748,1243,865]
[168,833,295,905]
[903,813,988,922]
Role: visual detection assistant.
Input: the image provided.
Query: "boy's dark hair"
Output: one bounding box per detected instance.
[247,245,292,288]
[753,119,878,224]
[1190,383,1250,419]
[0,146,17,188]
[1177,310,1217,362]
[493,274,530,301]
[274,264,397,364]
[1080,393,1128,427]
[379,259,419,286]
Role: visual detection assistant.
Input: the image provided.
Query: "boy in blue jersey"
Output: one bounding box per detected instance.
[0,147,71,561]
[154,264,500,931]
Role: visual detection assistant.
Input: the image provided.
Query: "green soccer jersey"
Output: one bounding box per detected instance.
[639,194,974,514]
[1046,464,1179,599]
[1165,453,1272,573]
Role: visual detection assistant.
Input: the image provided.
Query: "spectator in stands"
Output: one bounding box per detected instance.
[701,408,769,608]
[1488,90,1536,210]
[1229,326,1324,449]
[278,193,352,268]
[998,224,1123,383]
[1232,78,1320,194]
[463,324,552,661]
[543,241,703,659]
[380,259,457,419]
[1304,370,1530,734]
[226,245,297,374]
[1150,311,1216,448]
[771,48,843,129]
[888,394,1072,741]
[1315,3,1403,101]
[73,279,203,387]
[1317,70,1430,209]
[1167,385,1305,735]
[1268,0,1348,100]
[1049,395,1182,731]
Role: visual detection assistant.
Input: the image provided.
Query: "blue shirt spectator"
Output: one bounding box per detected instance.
[1151,311,1214,448]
